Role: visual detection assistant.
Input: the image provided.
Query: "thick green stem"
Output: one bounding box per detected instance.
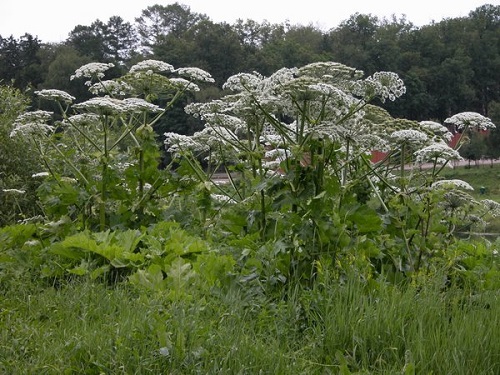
[99,116,109,231]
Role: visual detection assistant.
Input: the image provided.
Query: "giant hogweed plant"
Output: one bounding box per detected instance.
[164,62,496,281]
[11,60,214,230]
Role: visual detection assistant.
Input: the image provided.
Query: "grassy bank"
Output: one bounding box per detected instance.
[1,274,498,374]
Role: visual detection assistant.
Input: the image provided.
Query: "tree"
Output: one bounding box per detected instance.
[460,131,487,167]
[135,3,208,53]
[0,34,43,88]
[467,4,500,114]
[67,16,138,64]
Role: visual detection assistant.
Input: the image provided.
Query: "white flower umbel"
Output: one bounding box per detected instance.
[223,72,263,92]
[390,129,428,145]
[358,72,406,102]
[32,172,50,178]
[176,67,215,83]
[130,60,174,74]
[10,110,54,137]
[414,142,462,164]
[164,132,208,157]
[73,97,126,114]
[35,89,75,103]
[169,78,200,92]
[122,98,163,113]
[445,112,496,131]
[297,61,364,81]
[419,120,453,142]
[481,199,500,217]
[70,62,114,80]
[432,179,474,190]
[64,114,101,127]
[203,113,246,132]
[89,80,134,96]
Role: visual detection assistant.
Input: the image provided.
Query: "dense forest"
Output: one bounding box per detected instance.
[1,2,499,154]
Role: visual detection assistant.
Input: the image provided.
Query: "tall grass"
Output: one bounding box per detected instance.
[1,273,498,374]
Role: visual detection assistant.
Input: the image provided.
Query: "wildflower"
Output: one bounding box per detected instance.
[355,72,406,102]
[164,132,208,156]
[390,129,428,145]
[297,61,363,81]
[444,112,496,131]
[64,114,100,127]
[130,60,174,73]
[122,98,163,113]
[32,172,50,178]
[419,121,448,133]
[35,89,75,103]
[70,62,114,80]
[10,110,55,137]
[203,113,246,131]
[175,67,215,83]
[432,179,474,191]
[73,97,126,114]
[211,194,236,204]
[481,199,500,217]
[169,78,200,92]
[414,143,462,164]
[14,110,53,123]
[89,80,133,96]
[223,72,263,91]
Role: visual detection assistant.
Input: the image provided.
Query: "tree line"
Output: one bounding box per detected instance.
[1,2,499,159]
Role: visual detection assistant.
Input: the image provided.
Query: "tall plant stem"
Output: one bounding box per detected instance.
[99,116,109,231]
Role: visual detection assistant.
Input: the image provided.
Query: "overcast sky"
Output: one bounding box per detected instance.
[0,0,493,43]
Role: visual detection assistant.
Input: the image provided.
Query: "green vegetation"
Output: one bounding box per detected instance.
[1,56,498,374]
[1,271,498,374]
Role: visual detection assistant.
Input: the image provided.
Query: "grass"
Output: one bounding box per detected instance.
[442,163,500,232]
[1,273,498,374]
[442,162,500,200]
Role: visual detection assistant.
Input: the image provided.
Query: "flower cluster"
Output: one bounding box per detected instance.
[73,97,126,114]
[419,120,453,142]
[211,193,236,204]
[359,72,406,102]
[169,78,200,92]
[130,59,174,74]
[297,61,364,82]
[10,110,55,138]
[70,62,114,81]
[89,80,133,96]
[176,67,215,83]
[35,89,75,103]
[390,129,428,145]
[414,142,462,164]
[432,179,474,190]
[64,114,101,127]
[481,199,500,217]
[164,132,209,157]
[444,112,496,131]
[32,172,50,178]
[222,72,263,92]
[122,98,163,113]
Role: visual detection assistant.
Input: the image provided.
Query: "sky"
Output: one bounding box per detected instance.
[0,0,494,43]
